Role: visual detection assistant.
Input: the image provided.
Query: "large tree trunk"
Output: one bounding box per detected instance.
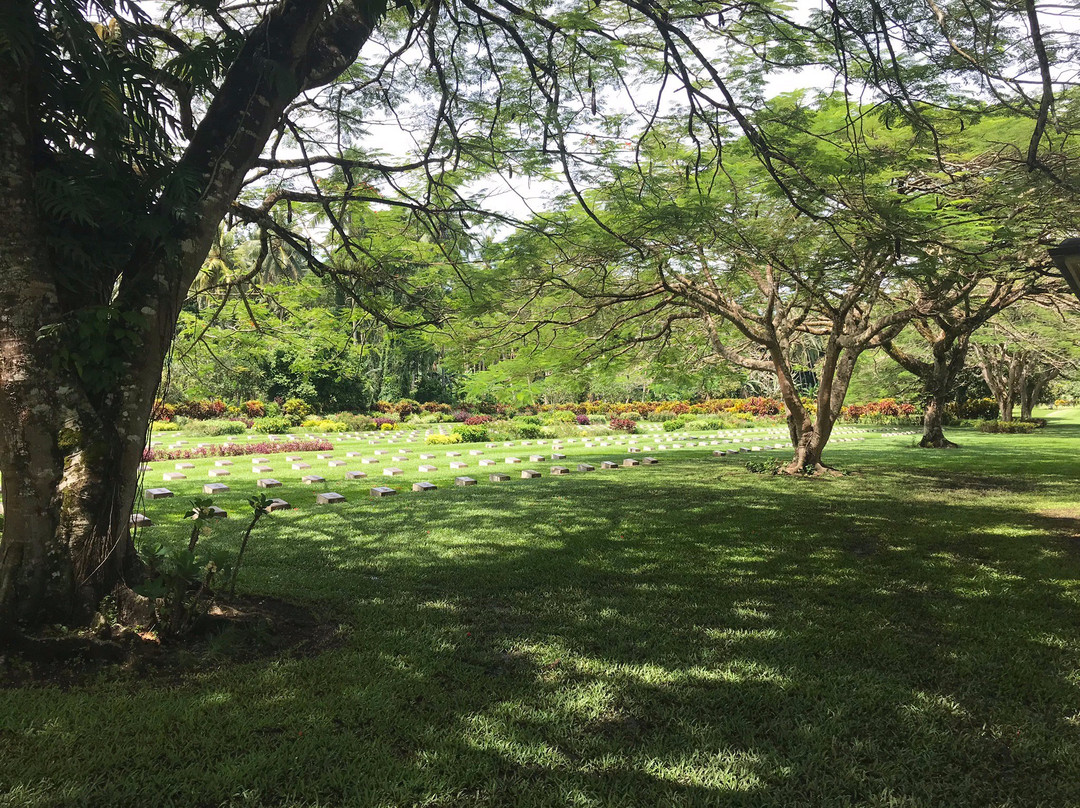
[0,45,91,628]
[977,346,1024,422]
[0,299,76,628]
[0,280,157,628]
[919,392,958,448]
[999,393,1015,422]
[784,414,832,474]
[1020,369,1056,420]
[0,247,165,628]
[0,395,154,627]
[1020,384,1035,421]
[1,0,388,632]
[772,338,851,475]
[0,25,178,629]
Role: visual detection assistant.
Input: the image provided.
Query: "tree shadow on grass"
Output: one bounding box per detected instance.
[2,468,1080,806]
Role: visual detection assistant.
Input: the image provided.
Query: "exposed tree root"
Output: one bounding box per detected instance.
[778,461,843,477]
[919,435,959,449]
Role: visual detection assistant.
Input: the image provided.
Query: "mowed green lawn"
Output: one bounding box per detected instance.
[3,414,1080,807]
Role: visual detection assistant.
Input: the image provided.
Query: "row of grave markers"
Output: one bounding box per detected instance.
[134,458,660,524]
[135,429,878,524]
[130,429,885,524]
[0,428,916,521]
[146,428,875,489]
[153,421,877,451]
[133,427,889,524]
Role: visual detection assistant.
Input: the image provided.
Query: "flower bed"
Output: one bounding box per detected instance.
[142,439,333,463]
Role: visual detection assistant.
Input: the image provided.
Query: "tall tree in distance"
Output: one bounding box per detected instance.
[491,99,1047,472]
[882,279,1034,447]
[972,301,1080,421]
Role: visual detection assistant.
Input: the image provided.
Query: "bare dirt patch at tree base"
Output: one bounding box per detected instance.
[918,437,960,448]
[777,462,845,477]
[0,595,342,689]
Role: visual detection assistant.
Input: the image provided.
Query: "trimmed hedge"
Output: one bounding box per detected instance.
[977,420,1036,434]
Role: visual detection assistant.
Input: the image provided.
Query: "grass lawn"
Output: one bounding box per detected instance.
[2,413,1080,806]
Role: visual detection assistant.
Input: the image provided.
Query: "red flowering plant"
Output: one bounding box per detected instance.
[151,399,176,421]
[174,399,227,419]
[841,399,919,422]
